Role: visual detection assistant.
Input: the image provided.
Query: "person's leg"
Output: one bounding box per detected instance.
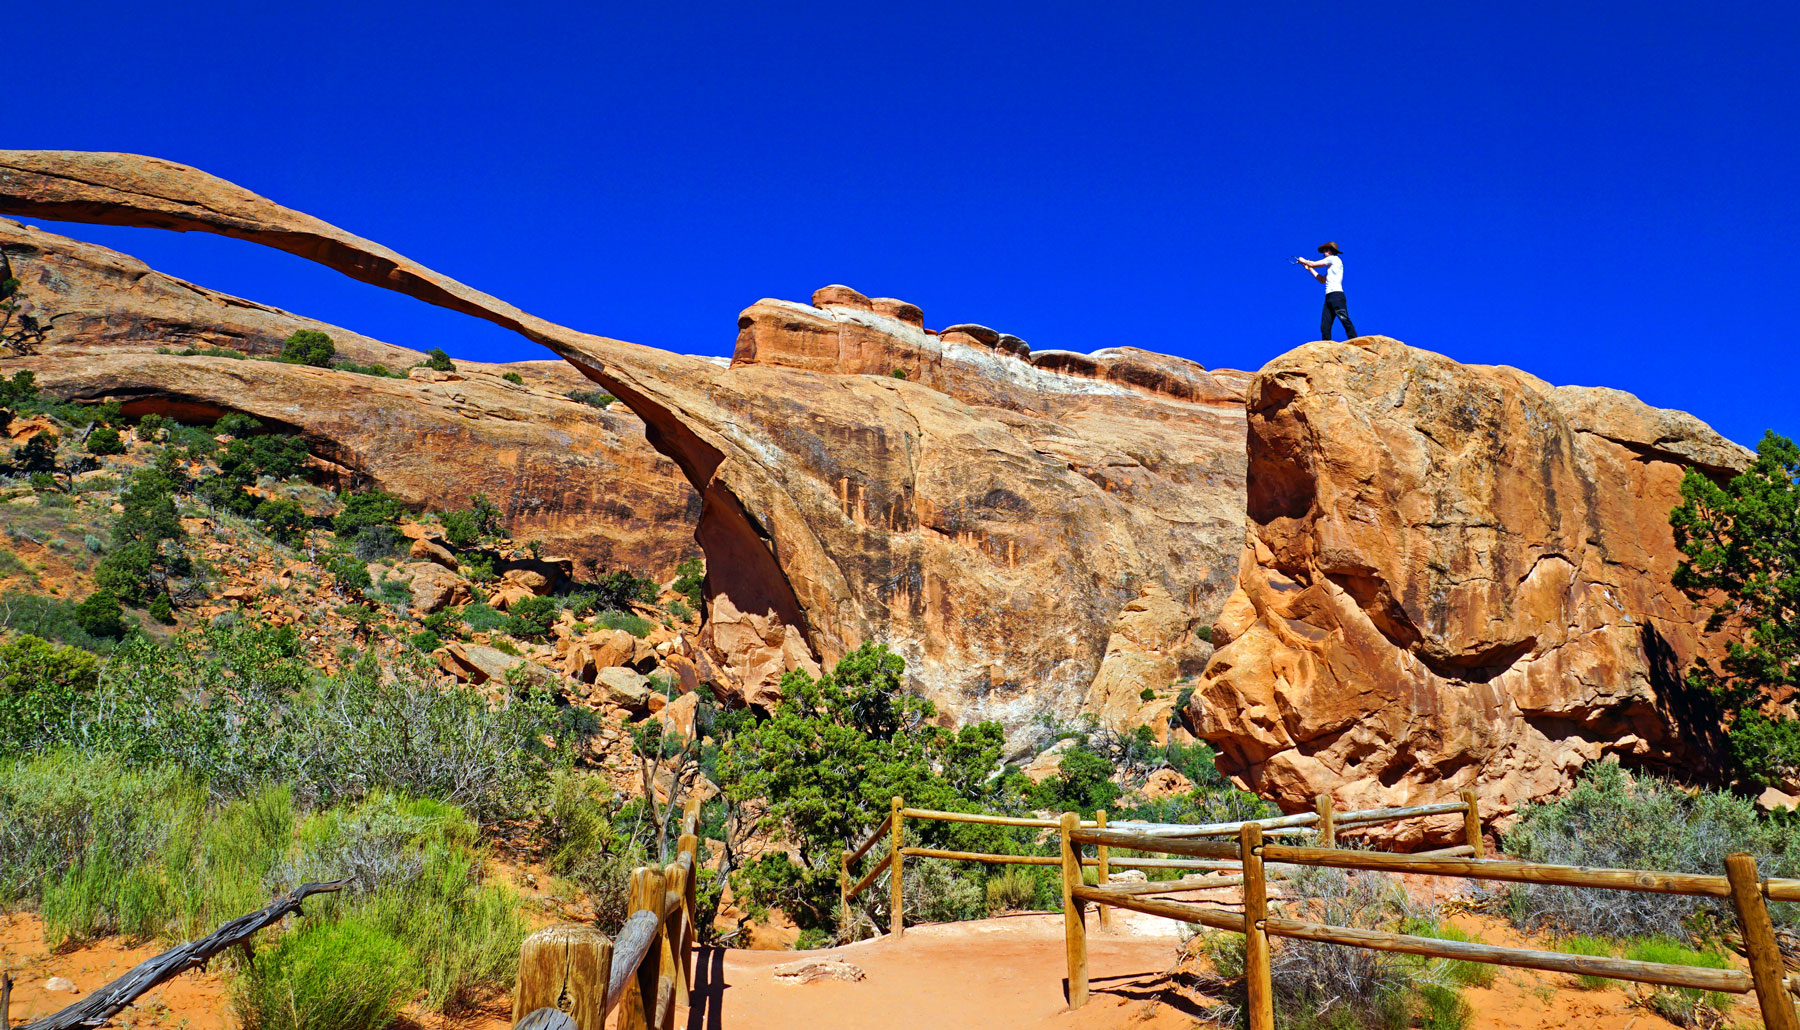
[1321,297,1335,340]
[1336,294,1357,338]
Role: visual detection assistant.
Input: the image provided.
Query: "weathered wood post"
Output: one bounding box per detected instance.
[513,923,611,1030]
[1460,790,1484,859]
[1059,812,1089,1008]
[1314,795,1336,849]
[1241,823,1273,1030]
[1095,809,1111,928]
[617,867,666,1030]
[660,860,686,1026]
[890,796,906,937]
[1726,853,1800,1030]
[676,834,699,998]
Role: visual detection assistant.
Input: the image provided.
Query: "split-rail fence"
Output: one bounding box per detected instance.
[839,790,1800,1029]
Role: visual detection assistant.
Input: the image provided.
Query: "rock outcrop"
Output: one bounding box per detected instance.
[0,152,1248,742]
[1185,338,1750,842]
[0,218,701,579]
[0,152,1752,823]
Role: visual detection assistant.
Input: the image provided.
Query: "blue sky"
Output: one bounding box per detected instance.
[10,1,1796,446]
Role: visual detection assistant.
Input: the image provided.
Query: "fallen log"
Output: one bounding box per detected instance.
[21,878,350,1030]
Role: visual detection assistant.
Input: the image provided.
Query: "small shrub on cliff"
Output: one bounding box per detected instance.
[86,426,125,455]
[567,389,615,408]
[422,347,455,372]
[505,595,558,639]
[256,497,310,546]
[673,556,705,609]
[278,329,336,367]
[437,494,503,548]
[501,371,524,385]
[333,489,408,539]
[1669,431,1800,786]
[1501,761,1800,936]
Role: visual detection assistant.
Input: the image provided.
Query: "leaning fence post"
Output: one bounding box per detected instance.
[1314,795,1336,848]
[1096,809,1111,928]
[1726,852,1800,1030]
[1460,790,1484,859]
[676,833,699,996]
[1241,823,1273,1030]
[890,796,906,937]
[1060,812,1089,1008]
[661,860,686,1023]
[513,924,610,1030]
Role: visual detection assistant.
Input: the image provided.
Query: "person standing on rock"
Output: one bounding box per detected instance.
[1295,241,1357,341]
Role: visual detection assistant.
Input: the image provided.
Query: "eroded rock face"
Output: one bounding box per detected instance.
[1,220,701,579]
[1185,338,1750,843]
[0,152,1251,745]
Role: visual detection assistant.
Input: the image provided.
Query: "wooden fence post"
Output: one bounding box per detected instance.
[1060,812,1089,1008]
[676,834,699,999]
[1096,809,1111,928]
[661,860,686,1025]
[1241,823,1273,1030]
[891,796,906,937]
[1460,790,1484,859]
[1315,795,1335,849]
[512,924,610,1030]
[1726,852,1800,1030]
[617,867,666,1030]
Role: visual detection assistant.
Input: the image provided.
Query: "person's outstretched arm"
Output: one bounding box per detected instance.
[1296,256,1326,268]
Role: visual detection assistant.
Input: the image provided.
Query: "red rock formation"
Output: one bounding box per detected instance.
[1185,338,1749,843]
[0,218,700,579]
[0,152,1248,737]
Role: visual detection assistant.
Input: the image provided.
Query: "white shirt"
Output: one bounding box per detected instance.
[1321,255,1344,294]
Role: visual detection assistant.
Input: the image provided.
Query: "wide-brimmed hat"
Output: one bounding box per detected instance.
[1317,241,1341,255]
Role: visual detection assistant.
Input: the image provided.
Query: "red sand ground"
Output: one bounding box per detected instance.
[1,908,1753,1030]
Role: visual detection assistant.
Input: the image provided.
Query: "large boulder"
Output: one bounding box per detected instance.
[1185,338,1750,844]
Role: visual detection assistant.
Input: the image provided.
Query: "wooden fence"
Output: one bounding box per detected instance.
[838,791,1483,936]
[1058,804,1800,1030]
[509,798,703,1030]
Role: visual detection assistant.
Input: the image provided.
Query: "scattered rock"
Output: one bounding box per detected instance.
[396,562,471,614]
[598,667,653,710]
[45,976,77,993]
[810,285,873,311]
[773,958,865,985]
[1142,768,1194,799]
[1759,787,1800,813]
[869,297,924,326]
[938,323,1001,347]
[1107,869,1148,883]
[409,535,459,569]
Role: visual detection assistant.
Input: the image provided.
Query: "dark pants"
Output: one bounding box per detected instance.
[1321,291,1357,340]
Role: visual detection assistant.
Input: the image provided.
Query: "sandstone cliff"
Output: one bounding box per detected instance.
[1186,338,1750,842]
[0,152,1248,739]
[0,217,700,578]
[0,152,1754,827]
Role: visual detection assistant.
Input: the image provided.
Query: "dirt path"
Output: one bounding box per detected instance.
[1,908,1750,1030]
[689,911,1193,1030]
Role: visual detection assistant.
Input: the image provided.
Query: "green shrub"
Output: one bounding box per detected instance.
[1621,938,1732,1026]
[147,593,175,625]
[0,370,38,408]
[460,602,509,633]
[437,494,503,547]
[332,490,407,538]
[11,433,57,473]
[1401,917,1495,988]
[984,868,1038,914]
[278,330,336,368]
[1502,761,1800,935]
[1138,686,1156,701]
[568,389,615,408]
[593,608,652,637]
[0,635,98,696]
[421,348,455,372]
[219,433,310,483]
[506,595,558,638]
[87,426,125,455]
[1556,935,1615,989]
[74,588,127,639]
[409,629,443,653]
[890,369,907,379]
[0,590,120,652]
[256,497,310,545]
[214,412,261,437]
[501,371,523,385]
[673,556,705,609]
[234,918,419,1030]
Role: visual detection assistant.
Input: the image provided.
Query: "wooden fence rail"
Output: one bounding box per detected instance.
[511,797,703,1030]
[838,792,1494,938]
[1054,793,1800,1030]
